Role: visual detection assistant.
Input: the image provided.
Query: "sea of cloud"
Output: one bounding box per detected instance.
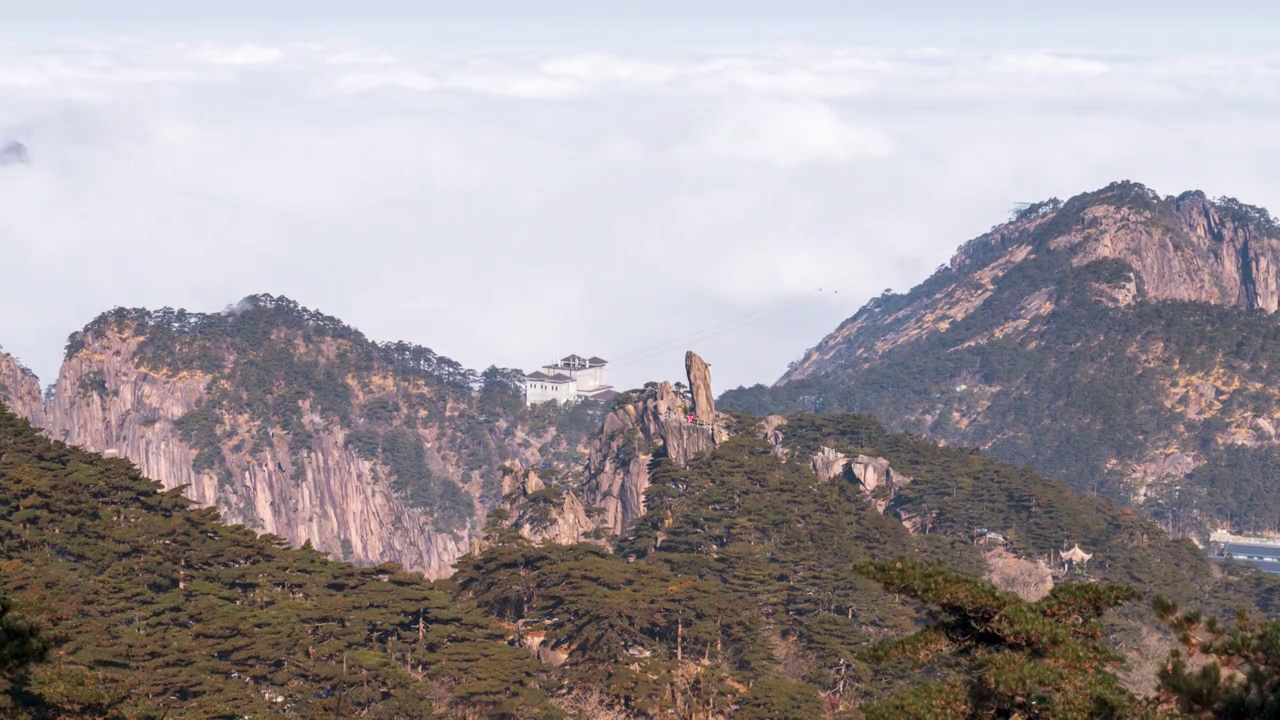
[0,37,1278,390]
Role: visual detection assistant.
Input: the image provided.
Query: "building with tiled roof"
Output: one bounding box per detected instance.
[524,354,613,406]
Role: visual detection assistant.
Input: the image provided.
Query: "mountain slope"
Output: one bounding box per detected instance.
[724,182,1280,533]
[0,349,43,427]
[20,295,601,578]
[455,407,1280,715]
[7,368,1278,717]
[0,406,550,718]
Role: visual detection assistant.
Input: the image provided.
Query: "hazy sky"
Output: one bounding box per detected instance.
[2,4,1279,392]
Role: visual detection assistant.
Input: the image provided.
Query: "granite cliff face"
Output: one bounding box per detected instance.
[12,296,598,578]
[783,183,1280,383]
[724,182,1280,534]
[685,351,716,422]
[4,291,729,576]
[504,351,730,543]
[0,349,43,427]
[583,382,722,536]
[44,328,472,577]
[584,352,729,535]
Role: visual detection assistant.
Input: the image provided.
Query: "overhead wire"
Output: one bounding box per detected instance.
[606,279,859,371]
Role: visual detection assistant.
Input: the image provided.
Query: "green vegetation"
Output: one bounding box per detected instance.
[10,384,1280,717]
[0,406,550,718]
[75,370,110,400]
[858,560,1149,719]
[456,434,928,714]
[1157,596,1280,718]
[377,426,472,526]
[773,414,1216,597]
[172,400,224,474]
[455,413,1280,716]
[0,598,47,676]
[723,185,1280,532]
[64,295,610,531]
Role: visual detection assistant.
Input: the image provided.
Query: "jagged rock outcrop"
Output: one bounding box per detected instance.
[14,296,599,579]
[6,295,728,576]
[584,380,725,536]
[685,351,716,423]
[500,465,596,546]
[983,547,1054,601]
[0,350,44,427]
[45,328,473,577]
[810,446,848,481]
[524,352,733,540]
[759,415,790,458]
[782,185,1280,385]
[851,454,913,497]
[725,182,1280,532]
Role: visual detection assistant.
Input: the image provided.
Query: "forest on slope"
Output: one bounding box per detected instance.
[0,407,552,718]
[724,183,1280,536]
[4,294,606,578]
[8,393,1280,718]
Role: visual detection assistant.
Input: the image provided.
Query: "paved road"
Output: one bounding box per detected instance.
[1211,542,1280,574]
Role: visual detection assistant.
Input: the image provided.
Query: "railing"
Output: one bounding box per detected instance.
[661,409,731,434]
[1210,530,1280,547]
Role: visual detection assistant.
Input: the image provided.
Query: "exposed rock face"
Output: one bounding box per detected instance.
[503,354,732,543]
[0,350,44,427]
[501,465,596,546]
[44,328,473,578]
[9,296,601,580]
[782,184,1280,385]
[583,381,723,536]
[809,446,848,481]
[6,298,725,576]
[759,415,790,458]
[735,182,1280,529]
[851,455,913,497]
[685,351,716,423]
[983,547,1054,601]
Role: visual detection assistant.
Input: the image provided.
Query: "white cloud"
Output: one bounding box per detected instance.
[1,38,1279,392]
[195,44,285,66]
[687,99,893,166]
[992,52,1112,76]
[539,53,681,85]
[328,68,437,93]
[326,50,398,66]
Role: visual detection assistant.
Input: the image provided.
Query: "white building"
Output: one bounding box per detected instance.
[524,354,617,406]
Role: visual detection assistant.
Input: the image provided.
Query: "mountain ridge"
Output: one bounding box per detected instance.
[2,294,605,578]
[781,181,1280,385]
[726,181,1280,534]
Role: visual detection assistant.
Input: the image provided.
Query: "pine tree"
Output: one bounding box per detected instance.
[0,597,47,676]
[1156,597,1280,718]
[857,558,1153,720]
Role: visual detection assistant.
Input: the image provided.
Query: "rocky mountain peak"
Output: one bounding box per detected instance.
[685,351,716,423]
[0,349,43,427]
[781,181,1280,384]
[724,181,1280,536]
[509,351,731,543]
[950,181,1280,311]
[5,295,609,578]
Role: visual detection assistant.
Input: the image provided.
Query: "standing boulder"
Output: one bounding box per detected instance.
[685,351,716,423]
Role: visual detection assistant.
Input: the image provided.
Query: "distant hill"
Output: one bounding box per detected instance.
[723,181,1280,536]
[6,367,1279,716]
[2,294,603,578]
[0,141,28,166]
